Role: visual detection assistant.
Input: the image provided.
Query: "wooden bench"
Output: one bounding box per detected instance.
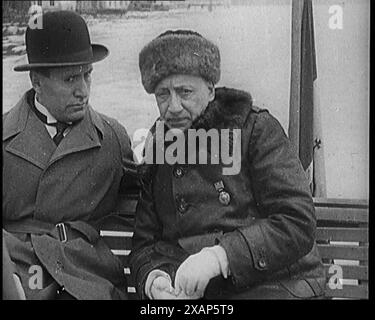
[315,198,369,299]
[99,192,138,299]
[100,195,369,300]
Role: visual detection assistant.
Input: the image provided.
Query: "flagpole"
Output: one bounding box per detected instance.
[313,79,327,197]
[288,0,304,154]
[289,0,327,197]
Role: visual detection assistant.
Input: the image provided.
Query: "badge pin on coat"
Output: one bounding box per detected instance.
[214,180,231,206]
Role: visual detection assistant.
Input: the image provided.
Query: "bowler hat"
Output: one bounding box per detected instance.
[14,10,109,72]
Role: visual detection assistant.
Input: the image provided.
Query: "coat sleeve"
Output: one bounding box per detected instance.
[219,111,316,290]
[129,167,188,299]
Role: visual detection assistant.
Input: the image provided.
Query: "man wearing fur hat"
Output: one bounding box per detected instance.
[3,11,137,299]
[130,30,326,299]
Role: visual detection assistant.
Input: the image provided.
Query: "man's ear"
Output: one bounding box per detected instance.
[208,83,215,102]
[29,71,42,94]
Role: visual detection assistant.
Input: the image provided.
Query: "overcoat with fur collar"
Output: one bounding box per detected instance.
[130,87,325,299]
[3,89,136,300]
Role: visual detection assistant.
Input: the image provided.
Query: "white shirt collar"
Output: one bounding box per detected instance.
[34,95,57,124]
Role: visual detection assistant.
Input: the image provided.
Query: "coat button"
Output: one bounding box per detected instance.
[258,258,267,269]
[56,261,63,273]
[57,286,65,295]
[178,202,188,214]
[176,196,189,214]
[173,167,184,178]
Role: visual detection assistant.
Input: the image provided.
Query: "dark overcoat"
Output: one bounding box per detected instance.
[130,87,326,299]
[3,89,136,300]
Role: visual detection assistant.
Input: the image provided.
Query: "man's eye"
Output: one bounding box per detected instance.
[180,89,192,97]
[156,91,169,99]
[65,76,77,83]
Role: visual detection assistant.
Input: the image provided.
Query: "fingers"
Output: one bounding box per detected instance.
[12,274,26,300]
[175,250,218,298]
[183,273,208,297]
[185,275,198,296]
[151,277,177,299]
[174,290,201,300]
[153,276,173,293]
[174,262,201,296]
[151,287,178,300]
[150,275,176,299]
[196,278,209,297]
[174,267,185,296]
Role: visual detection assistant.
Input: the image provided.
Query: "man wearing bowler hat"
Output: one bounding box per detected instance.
[3,10,136,299]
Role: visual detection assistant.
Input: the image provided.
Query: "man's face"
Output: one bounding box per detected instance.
[33,64,93,123]
[154,74,215,132]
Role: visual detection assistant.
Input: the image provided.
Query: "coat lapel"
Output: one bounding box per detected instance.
[4,92,56,170]
[48,106,104,165]
[4,93,105,169]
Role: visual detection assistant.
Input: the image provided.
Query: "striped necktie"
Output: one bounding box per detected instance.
[29,99,70,146]
[52,122,70,146]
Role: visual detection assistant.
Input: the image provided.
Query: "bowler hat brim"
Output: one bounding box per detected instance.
[13,44,109,72]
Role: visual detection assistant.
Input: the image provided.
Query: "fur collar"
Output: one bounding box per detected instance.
[139,87,253,178]
[191,87,253,131]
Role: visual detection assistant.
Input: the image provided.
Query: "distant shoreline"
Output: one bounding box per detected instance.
[2,8,198,58]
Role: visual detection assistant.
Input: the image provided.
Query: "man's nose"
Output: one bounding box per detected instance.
[74,77,89,99]
[168,92,183,113]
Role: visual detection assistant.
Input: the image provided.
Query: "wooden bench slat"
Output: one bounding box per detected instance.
[324,284,368,299]
[100,230,134,237]
[111,249,131,256]
[318,244,368,261]
[324,264,368,281]
[313,198,369,208]
[316,227,368,242]
[127,287,136,293]
[315,207,368,223]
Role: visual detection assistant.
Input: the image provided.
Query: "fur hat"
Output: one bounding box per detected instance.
[139,30,221,94]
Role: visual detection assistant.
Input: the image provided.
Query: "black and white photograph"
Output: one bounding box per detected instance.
[2,0,369,303]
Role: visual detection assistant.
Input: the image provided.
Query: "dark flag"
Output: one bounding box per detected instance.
[289,0,327,197]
